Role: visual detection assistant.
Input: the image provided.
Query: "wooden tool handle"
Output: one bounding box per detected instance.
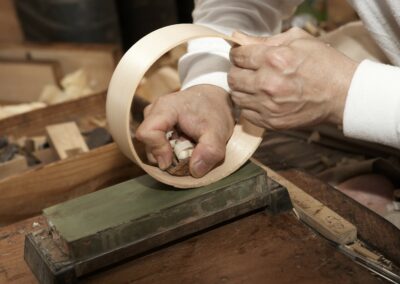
[106,24,263,188]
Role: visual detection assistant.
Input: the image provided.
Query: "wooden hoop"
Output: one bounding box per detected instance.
[106,24,264,188]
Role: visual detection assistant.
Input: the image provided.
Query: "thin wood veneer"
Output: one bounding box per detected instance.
[106,24,264,188]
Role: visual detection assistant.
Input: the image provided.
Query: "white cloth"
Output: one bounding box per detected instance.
[178,0,400,149]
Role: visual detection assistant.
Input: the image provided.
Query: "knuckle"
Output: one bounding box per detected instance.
[265,47,292,70]
[206,144,225,161]
[227,69,237,89]
[254,73,267,92]
[135,126,147,142]
[265,76,286,94]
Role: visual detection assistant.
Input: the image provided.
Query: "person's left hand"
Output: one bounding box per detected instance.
[228,27,358,130]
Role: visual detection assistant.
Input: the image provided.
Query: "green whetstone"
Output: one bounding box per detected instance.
[25,162,291,283]
[44,162,266,258]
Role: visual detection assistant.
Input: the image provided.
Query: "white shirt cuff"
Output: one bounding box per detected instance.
[178,38,231,92]
[343,59,400,148]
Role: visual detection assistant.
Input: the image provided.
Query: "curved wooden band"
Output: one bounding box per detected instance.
[106,24,264,188]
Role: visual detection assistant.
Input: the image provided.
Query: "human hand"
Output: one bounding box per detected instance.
[135,84,234,177]
[228,27,358,129]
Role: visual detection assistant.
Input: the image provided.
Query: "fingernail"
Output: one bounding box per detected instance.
[157,156,168,170]
[191,160,212,178]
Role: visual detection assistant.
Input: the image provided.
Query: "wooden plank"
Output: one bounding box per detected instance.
[251,158,357,245]
[0,143,144,225]
[0,0,23,43]
[0,92,106,137]
[46,122,89,159]
[0,43,119,93]
[0,60,60,103]
[0,155,28,180]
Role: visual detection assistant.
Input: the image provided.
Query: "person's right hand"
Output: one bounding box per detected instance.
[135,84,234,177]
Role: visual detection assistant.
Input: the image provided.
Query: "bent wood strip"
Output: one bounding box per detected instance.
[107,24,264,188]
[0,143,144,225]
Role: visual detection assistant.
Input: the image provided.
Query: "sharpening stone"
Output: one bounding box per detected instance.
[24,162,292,284]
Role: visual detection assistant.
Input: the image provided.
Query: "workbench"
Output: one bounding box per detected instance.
[0,211,381,283]
[1,132,399,283]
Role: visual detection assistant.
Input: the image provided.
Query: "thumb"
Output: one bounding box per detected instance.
[190,133,226,178]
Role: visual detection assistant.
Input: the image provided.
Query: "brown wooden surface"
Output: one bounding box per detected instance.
[0,143,144,225]
[0,43,119,93]
[0,212,381,284]
[0,92,106,138]
[280,169,400,266]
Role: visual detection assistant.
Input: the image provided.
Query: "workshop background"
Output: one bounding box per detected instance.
[0,0,399,283]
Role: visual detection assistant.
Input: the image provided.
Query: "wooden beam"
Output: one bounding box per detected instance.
[46,122,89,159]
[251,158,357,245]
[0,60,60,103]
[0,143,144,225]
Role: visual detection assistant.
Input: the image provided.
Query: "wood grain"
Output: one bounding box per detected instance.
[0,143,144,225]
[0,213,382,284]
[0,92,106,138]
[46,122,89,159]
[0,60,60,103]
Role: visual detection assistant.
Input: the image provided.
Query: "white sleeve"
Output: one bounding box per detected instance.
[178,0,302,91]
[343,59,400,149]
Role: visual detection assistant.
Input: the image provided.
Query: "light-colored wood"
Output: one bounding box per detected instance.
[0,43,118,93]
[0,92,106,137]
[46,122,89,159]
[0,0,23,43]
[251,159,357,245]
[0,60,59,103]
[107,24,264,188]
[0,155,28,180]
[0,143,144,225]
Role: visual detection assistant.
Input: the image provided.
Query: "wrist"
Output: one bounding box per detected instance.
[328,59,359,125]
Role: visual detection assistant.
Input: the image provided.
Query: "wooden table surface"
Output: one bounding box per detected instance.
[0,211,381,284]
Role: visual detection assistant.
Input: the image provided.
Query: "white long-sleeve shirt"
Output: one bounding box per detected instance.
[178,0,400,149]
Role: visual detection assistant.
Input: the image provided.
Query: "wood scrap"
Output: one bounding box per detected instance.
[0,60,61,103]
[33,148,58,165]
[46,122,89,159]
[0,155,28,180]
